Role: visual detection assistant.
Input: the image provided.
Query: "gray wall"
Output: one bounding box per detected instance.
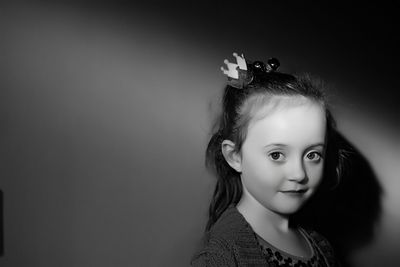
[0,2,399,266]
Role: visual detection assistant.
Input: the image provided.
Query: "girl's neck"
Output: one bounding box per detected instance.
[236,191,291,234]
[236,193,312,258]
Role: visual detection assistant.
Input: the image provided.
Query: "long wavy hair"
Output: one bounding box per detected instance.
[205,71,347,231]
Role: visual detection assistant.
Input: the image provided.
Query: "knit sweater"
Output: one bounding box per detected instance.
[191,206,338,267]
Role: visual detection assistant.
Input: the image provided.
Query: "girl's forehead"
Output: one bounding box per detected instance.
[245,98,326,146]
[247,95,324,127]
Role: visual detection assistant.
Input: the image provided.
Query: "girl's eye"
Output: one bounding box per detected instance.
[306,151,322,162]
[269,152,285,161]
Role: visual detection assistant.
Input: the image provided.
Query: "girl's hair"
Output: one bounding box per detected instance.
[205,71,347,231]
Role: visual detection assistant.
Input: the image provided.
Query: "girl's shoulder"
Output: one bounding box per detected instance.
[301,228,333,251]
[190,208,241,267]
[191,206,266,266]
[195,205,250,241]
[190,236,237,267]
[301,228,340,267]
[194,205,252,252]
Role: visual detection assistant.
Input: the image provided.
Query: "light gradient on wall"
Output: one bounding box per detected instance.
[0,2,398,267]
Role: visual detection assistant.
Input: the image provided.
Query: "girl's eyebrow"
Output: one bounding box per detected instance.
[308,143,326,148]
[263,144,288,148]
[264,143,325,149]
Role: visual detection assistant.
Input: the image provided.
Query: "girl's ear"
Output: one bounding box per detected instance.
[221,140,242,173]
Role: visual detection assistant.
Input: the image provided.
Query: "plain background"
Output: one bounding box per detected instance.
[0,1,399,266]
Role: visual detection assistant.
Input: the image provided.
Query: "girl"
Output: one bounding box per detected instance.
[191,53,345,266]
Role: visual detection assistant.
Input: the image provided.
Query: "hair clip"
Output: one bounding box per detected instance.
[221,52,280,89]
[220,52,252,89]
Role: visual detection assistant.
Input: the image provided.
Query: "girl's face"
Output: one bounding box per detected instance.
[238,99,326,215]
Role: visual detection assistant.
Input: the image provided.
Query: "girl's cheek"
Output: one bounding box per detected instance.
[306,164,324,185]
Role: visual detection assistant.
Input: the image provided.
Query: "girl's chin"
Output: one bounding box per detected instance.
[265,199,309,215]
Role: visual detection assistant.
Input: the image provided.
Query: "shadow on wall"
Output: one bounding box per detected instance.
[295,132,383,267]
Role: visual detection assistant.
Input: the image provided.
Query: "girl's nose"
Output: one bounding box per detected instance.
[288,159,307,183]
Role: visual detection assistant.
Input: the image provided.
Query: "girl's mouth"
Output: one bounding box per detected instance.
[280,189,308,195]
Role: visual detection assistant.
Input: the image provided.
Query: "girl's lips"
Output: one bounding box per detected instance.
[280,189,308,194]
